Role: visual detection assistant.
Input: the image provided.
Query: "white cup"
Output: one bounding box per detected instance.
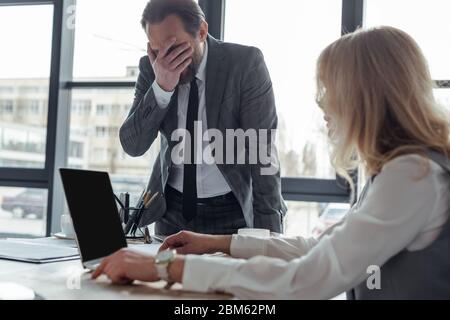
[237,228,270,238]
[60,214,76,238]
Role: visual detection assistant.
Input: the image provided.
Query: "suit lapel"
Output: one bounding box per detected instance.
[205,35,227,130]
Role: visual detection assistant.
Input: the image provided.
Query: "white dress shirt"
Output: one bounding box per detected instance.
[182,154,450,299]
[152,42,232,198]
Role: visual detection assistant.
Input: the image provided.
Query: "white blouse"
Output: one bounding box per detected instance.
[181,154,450,299]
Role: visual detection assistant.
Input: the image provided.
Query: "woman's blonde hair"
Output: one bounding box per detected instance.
[316,26,450,193]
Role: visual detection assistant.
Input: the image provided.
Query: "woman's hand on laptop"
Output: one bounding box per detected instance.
[159,231,232,255]
[91,248,159,284]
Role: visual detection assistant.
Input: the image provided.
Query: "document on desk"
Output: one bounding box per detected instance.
[6,237,77,248]
[0,239,79,263]
[129,243,161,256]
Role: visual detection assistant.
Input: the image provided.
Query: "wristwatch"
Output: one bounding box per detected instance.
[155,249,177,283]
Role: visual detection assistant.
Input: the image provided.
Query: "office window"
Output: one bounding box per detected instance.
[122,104,131,115]
[72,0,198,80]
[0,5,53,169]
[73,0,150,80]
[224,0,342,179]
[0,117,47,168]
[95,126,108,138]
[92,148,109,162]
[111,105,122,115]
[284,201,350,238]
[68,89,160,205]
[72,100,92,116]
[94,126,118,138]
[364,0,450,80]
[0,100,13,115]
[0,187,47,237]
[96,104,107,116]
[109,127,119,137]
[0,87,14,94]
[69,141,84,160]
[18,86,42,94]
[435,89,450,111]
[96,104,121,116]
[19,100,43,115]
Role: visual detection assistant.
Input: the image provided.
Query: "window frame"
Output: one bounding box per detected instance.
[1,0,448,236]
[0,0,75,236]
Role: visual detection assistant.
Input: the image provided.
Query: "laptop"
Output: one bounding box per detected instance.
[59,168,127,270]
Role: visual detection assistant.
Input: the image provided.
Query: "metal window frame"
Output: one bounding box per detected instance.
[342,0,364,34]
[47,0,76,235]
[0,0,75,237]
[1,0,449,237]
[199,0,225,40]
[436,80,450,88]
[0,0,57,190]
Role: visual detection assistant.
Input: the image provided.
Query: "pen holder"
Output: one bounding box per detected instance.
[123,206,146,237]
[118,192,130,224]
[115,190,164,238]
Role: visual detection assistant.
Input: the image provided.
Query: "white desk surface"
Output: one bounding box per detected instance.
[0,258,231,300]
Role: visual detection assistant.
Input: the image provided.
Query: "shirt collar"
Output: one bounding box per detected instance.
[195,40,208,82]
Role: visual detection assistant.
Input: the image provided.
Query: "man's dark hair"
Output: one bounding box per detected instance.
[141,0,206,37]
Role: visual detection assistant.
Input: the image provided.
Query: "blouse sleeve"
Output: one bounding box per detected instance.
[182,155,440,299]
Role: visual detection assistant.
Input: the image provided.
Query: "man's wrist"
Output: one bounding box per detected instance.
[213,235,232,255]
[155,80,175,93]
[152,81,174,108]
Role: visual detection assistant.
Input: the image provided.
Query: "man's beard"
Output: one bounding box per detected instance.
[179,45,203,85]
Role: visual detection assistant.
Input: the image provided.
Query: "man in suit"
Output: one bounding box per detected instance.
[120,0,286,235]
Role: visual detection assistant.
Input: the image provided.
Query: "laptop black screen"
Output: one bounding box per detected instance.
[59,169,127,262]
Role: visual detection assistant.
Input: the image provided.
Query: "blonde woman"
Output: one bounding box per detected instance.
[92,27,450,299]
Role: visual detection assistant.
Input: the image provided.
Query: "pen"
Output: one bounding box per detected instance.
[144,227,151,244]
[131,192,160,236]
[124,192,130,224]
[124,189,159,237]
[143,191,151,206]
[135,192,159,229]
[135,189,147,211]
[144,192,159,209]
[124,210,137,235]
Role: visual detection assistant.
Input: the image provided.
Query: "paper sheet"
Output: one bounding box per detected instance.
[6,237,77,248]
[0,239,79,263]
[128,243,161,256]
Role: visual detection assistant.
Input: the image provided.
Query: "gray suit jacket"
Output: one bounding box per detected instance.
[119,35,287,232]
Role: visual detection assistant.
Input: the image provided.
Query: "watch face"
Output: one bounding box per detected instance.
[156,250,174,263]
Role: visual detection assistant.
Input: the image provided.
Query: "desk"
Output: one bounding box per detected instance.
[0,259,231,300]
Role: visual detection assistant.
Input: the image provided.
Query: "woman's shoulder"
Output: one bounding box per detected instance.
[365,153,447,213]
[380,153,446,180]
